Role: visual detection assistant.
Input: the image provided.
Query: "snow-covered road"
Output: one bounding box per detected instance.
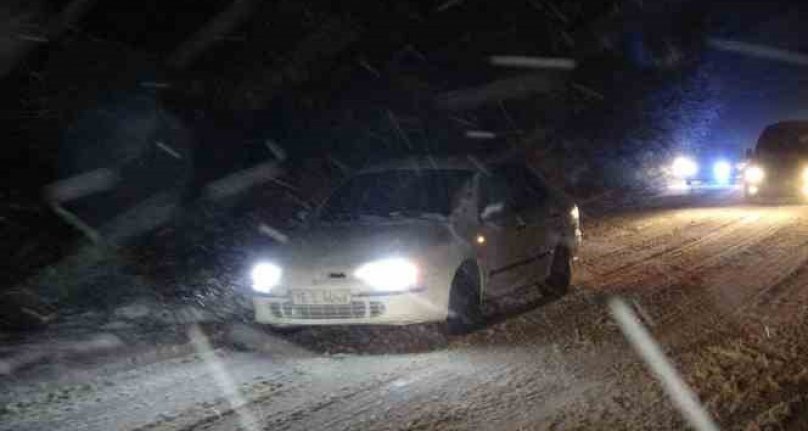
[4,189,808,430]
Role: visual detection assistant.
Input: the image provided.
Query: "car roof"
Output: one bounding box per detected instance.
[357,156,487,174]
[761,120,808,132]
[757,120,808,153]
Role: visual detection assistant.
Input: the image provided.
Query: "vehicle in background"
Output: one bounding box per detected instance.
[669,155,738,189]
[249,157,582,333]
[744,121,808,201]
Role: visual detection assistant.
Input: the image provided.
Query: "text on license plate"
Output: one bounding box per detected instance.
[291,290,351,305]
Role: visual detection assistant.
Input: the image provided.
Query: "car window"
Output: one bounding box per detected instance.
[318,169,473,220]
[492,164,548,210]
[757,122,808,156]
[479,173,511,212]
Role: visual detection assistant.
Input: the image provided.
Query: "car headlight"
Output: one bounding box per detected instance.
[570,205,580,221]
[354,258,418,292]
[251,262,282,293]
[672,157,698,179]
[744,165,765,184]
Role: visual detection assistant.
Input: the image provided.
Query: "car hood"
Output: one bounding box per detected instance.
[276,219,455,285]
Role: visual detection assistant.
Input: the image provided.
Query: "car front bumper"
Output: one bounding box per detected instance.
[747,180,808,200]
[253,289,448,326]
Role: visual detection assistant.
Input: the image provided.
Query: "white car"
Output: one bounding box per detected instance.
[250,157,581,332]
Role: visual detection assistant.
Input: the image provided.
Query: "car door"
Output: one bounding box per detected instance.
[495,164,557,284]
[476,171,534,297]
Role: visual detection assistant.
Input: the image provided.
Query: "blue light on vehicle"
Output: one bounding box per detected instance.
[713,160,732,184]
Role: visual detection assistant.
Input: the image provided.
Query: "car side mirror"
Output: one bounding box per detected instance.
[480,202,505,222]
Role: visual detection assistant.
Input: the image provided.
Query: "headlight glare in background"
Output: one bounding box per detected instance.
[712,160,732,184]
[672,157,698,179]
[355,258,418,292]
[802,166,808,182]
[570,205,580,221]
[251,262,282,293]
[744,166,765,184]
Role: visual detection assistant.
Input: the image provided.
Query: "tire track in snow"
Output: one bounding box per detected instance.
[161,354,445,431]
[728,213,808,320]
[633,211,793,326]
[591,209,780,293]
[585,215,746,281]
[590,206,806,351]
[279,349,579,431]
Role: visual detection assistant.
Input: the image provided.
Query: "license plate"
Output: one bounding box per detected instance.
[291,290,351,305]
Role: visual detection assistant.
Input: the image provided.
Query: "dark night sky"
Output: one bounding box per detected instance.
[117,1,808,156]
[5,0,808,178]
[698,0,808,153]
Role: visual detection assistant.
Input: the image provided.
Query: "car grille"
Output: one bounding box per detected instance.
[270,301,385,320]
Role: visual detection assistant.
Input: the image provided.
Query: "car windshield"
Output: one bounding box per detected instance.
[756,122,808,156]
[318,169,472,221]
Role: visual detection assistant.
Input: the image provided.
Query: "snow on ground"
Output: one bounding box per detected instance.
[3,189,808,430]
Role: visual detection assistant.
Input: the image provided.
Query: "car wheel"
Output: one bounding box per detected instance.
[546,246,572,296]
[446,261,483,334]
